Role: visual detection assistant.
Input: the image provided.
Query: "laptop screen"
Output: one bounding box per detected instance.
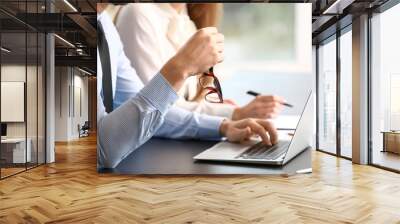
[1,123,7,137]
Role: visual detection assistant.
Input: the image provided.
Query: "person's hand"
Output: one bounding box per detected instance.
[231,95,285,120]
[219,118,278,146]
[174,27,224,76]
[160,27,224,91]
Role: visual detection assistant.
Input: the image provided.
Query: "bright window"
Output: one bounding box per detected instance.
[371,3,400,171]
[317,38,337,154]
[340,29,352,158]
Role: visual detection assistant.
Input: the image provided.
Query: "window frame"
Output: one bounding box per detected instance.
[315,0,400,173]
[315,24,352,161]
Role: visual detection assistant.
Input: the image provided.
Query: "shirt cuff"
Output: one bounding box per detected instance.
[215,103,236,119]
[139,73,179,113]
[196,114,225,140]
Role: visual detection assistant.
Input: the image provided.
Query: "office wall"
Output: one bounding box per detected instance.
[1,82,24,122]
[55,67,69,141]
[55,67,89,141]
[1,65,41,139]
[1,63,45,169]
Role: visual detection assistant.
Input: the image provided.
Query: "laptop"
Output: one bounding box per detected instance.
[193,91,313,165]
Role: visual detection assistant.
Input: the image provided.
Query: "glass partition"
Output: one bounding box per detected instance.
[317,37,337,155]
[26,0,45,169]
[0,1,46,179]
[38,32,45,165]
[1,30,28,178]
[339,29,352,158]
[27,31,38,169]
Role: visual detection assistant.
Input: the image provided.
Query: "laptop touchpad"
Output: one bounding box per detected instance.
[194,140,258,160]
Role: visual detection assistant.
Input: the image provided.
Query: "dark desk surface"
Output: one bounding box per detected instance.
[99,138,312,175]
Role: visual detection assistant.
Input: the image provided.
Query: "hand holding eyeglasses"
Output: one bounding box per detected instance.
[179,27,224,76]
[160,27,224,92]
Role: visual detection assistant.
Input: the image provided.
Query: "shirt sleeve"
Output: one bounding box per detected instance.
[98,73,178,169]
[98,73,224,168]
[155,106,224,140]
[174,98,236,119]
[97,15,180,168]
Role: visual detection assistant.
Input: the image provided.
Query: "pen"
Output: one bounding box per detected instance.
[246,90,293,108]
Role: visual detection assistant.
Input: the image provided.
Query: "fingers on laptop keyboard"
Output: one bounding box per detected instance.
[254,119,278,145]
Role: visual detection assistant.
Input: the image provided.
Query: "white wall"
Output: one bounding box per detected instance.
[54,67,89,141]
[1,65,42,137]
[71,73,89,138]
[1,82,24,122]
[55,66,69,141]
[1,66,26,139]
[1,64,46,163]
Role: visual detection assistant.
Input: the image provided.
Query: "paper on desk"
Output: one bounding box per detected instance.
[269,115,300,130]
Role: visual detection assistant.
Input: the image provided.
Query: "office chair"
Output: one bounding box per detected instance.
[78,121,90,138]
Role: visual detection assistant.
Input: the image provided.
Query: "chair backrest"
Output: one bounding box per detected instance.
[82,121,90,129]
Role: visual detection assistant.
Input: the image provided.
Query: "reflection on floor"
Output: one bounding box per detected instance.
[373,150,400,171]
[0,167,25,177]
[0,162,43,179]
[341,147,352,159]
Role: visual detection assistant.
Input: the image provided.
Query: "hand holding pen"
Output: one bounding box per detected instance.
[231,90,292,120]
[247,91,295,132]
[246,91,293,108]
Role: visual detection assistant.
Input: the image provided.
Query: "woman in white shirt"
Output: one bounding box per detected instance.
[116,3,285,120]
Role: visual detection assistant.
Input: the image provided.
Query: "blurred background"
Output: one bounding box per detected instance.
[216,3,312,116]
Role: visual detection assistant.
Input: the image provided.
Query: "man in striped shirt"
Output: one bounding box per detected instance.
[97,4,278,168]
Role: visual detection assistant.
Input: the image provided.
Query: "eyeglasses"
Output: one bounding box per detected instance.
[199,67,224,103]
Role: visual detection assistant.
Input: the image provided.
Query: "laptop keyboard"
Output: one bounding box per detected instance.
[236,141,290,160]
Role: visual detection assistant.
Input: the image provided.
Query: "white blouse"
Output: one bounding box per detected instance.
[116,3,235,118]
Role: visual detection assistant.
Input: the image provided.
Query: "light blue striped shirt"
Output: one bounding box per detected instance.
[97,12,223,168]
